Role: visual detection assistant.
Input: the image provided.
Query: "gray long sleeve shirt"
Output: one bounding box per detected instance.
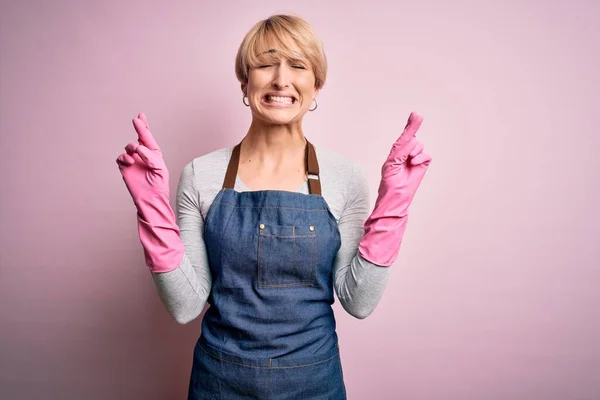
[151,145,390,324]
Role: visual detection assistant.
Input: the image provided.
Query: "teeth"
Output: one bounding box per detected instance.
[267,96,294,103]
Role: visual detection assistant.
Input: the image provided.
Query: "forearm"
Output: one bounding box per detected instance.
[151,255,211,324]
[334,253,389,319]
[151,158,213,325]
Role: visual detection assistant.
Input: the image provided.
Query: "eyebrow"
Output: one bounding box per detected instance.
[256,49,307,63]
[257,49,278,56]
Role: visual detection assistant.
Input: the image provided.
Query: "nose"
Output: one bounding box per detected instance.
[272,64,290,89]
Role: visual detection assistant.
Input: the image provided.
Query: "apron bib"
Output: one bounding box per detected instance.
[188,141,346,399]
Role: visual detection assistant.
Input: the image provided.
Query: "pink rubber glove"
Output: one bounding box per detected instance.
[116,113,184,273]
[358,111,432,266]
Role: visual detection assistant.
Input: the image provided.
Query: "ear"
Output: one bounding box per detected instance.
[241,82,247,96]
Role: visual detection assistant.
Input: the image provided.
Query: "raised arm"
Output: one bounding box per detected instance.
[116,113,211,324]
[333,162,390,319]
[334,112,432,319]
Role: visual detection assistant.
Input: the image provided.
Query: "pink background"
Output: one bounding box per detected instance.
[1,1,599,399]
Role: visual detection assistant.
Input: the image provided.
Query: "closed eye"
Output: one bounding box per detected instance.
[292,65,306,69]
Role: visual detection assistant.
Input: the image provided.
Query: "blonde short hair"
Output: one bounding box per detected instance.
[235,14,327,90]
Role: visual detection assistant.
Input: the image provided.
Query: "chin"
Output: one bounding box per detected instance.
[266,119,297,126]
[258,111,301,125]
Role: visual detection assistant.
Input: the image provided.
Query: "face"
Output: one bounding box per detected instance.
[243,48,319,126]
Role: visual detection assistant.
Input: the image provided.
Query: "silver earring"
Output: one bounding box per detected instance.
[309,99,318,112]
[243,96,249,106]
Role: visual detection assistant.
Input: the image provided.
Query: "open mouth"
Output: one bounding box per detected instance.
[264,95,297,104]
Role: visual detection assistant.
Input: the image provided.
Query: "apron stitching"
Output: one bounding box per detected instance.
[257,228,263,287]
[259,233,314,238]
[217,200,237,277]
[258,282,314,288]
[312,232,316,281]
[211,201,329,212]
[292,227,297,278]
[198,344,339,369]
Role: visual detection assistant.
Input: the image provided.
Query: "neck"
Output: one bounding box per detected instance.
[241,119,307,165]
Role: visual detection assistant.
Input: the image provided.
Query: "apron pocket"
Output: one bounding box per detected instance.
[257,223,317,288]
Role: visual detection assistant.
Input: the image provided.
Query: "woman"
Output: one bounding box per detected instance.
[117,14,431,400]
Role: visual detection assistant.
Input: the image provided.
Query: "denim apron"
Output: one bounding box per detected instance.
[188,140,347,399]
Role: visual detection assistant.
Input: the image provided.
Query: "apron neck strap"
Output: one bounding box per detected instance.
[222,139,321,195]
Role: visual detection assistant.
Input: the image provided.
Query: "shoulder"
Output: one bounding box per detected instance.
[179,146,232,183]
[313,145,370,218]
[178,147,232,211]
[314,145,367,186]
[185,147,232,173]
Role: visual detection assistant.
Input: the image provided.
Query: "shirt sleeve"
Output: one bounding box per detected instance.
[332,162,391,319]
[150,160,212,325]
